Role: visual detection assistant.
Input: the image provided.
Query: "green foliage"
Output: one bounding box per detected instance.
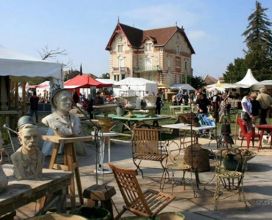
[242,1,272,80]
[101,73,110,79]
[224,1,272,81]
[223,58,247,83]
[187,75,206,90]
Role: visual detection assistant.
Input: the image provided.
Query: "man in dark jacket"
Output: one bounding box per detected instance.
[29,91,39,123]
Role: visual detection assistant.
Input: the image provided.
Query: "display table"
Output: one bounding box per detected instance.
[0,164,72,217]
[161,123,215,144]
[42,135,94,208]
[108,114,170,130]
[169,105,190,115]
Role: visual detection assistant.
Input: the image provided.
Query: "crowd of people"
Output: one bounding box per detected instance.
[171,87,272,127]
[27,86,272,131]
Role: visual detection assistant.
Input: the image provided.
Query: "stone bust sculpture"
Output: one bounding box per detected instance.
[42,89,81,137]
[11,123,44,180]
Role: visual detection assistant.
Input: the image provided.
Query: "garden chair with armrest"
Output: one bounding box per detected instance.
[108,163,175,219]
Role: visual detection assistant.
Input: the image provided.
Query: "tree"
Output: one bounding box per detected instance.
[223,58,247,83]
[242,1,272,80]
[101,73,110,79]
[223,1,272,81]
[39,45,67,60]
[187,75,206,90]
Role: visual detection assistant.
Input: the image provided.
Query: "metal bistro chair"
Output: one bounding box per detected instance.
[131,128,168,188]
[108,163,175,219]
[214,149,250,210]
[161,148,192,194]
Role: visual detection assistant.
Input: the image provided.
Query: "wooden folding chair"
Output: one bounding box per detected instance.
[108,163,175,219]
[131,128,169,188]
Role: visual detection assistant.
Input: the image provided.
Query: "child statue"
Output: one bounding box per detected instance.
[42,89,81,137]
[11,123,44,180]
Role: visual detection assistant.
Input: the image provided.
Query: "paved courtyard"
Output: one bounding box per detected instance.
[13,135,272,219]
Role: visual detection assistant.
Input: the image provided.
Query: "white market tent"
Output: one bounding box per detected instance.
[235,69,259,88]
[113,77,158,97]
[252,80,272,90]
[0,46,62,79]
[206,80,238,92]
[170,83,195,92]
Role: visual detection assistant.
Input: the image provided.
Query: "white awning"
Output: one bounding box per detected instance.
[0,46,62,79]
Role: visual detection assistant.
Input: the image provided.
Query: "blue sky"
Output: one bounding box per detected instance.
[1,0,271,78]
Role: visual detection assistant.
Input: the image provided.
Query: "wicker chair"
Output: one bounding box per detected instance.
[131,128,168,187]
[108,163,175,219]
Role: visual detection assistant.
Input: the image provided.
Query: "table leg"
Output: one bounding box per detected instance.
[98,137,105,169]
[259,130,264,150]
[65,143,83,207]
[97,137,112,174]
[49,144,59,169]
[107,137,111,162]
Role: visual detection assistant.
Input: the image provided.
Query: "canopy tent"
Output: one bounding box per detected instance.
[252,80,272,90]
[0,46,62,79]
[206,80,238,92]
[64,74,112,89]
[235,69,259,88]
[113,77,158,97]
[96,78,115,85]
[170,83,195,91]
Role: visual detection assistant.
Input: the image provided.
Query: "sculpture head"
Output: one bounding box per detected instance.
[18,124,40,155]
[51,89,73,113]
[17,115,35,129]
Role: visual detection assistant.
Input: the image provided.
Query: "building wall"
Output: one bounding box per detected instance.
[109,33,133,81]
[163,32,192,86]
[108,29,193,87]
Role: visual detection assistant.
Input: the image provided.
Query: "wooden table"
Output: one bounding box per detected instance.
[42,135,94,208]
[0,164,72,217]
[256,124,272,150]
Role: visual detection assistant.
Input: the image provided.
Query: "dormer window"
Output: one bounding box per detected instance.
[145,42,153,52]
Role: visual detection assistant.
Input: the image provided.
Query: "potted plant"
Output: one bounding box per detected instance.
[220,148,255,171]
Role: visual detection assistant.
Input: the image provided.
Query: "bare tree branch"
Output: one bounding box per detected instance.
[39,45,67,60]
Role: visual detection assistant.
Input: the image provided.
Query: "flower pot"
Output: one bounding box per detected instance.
[223,154,240,171]
[72,206,111,220]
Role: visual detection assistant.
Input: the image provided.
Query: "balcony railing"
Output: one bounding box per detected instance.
[133,66,161,73]
[112,67,129,73]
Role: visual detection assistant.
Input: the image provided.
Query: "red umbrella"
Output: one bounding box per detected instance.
[64,74,112,89]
